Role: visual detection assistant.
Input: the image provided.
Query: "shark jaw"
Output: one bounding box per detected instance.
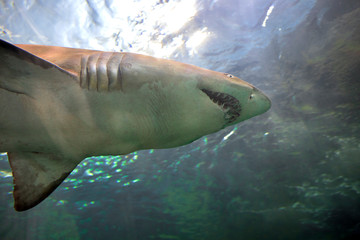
[201,88,241,124]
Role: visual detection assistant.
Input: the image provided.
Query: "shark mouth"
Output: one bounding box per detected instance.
[201,89,241,123]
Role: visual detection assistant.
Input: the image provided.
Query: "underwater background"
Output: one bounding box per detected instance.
[0,0,359,239]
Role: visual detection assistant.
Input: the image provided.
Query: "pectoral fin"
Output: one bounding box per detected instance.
[7,152,80,211]
[0,39,78,97]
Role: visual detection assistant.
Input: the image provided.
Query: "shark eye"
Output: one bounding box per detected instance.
[225,73,233,78]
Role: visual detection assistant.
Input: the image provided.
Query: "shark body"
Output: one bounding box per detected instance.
[0,39,270,211]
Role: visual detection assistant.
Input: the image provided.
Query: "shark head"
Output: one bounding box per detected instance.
[198,72,271,127]
[118,53,271,149]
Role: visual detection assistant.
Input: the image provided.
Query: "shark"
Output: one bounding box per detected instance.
[0,39,270,211]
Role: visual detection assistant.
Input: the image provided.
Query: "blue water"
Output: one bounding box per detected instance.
[1,0,360,239]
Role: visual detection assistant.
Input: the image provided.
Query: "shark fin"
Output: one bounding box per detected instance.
[15,43,102,76]
[7,152,79,211]
[0,39,78,97]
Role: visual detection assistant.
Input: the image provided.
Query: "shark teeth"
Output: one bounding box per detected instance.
[201,89,241,123]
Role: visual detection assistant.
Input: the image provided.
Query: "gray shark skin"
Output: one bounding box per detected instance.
[0,39,271,211]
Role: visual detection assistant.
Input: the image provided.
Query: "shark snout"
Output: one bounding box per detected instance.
[251,87,271,116]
